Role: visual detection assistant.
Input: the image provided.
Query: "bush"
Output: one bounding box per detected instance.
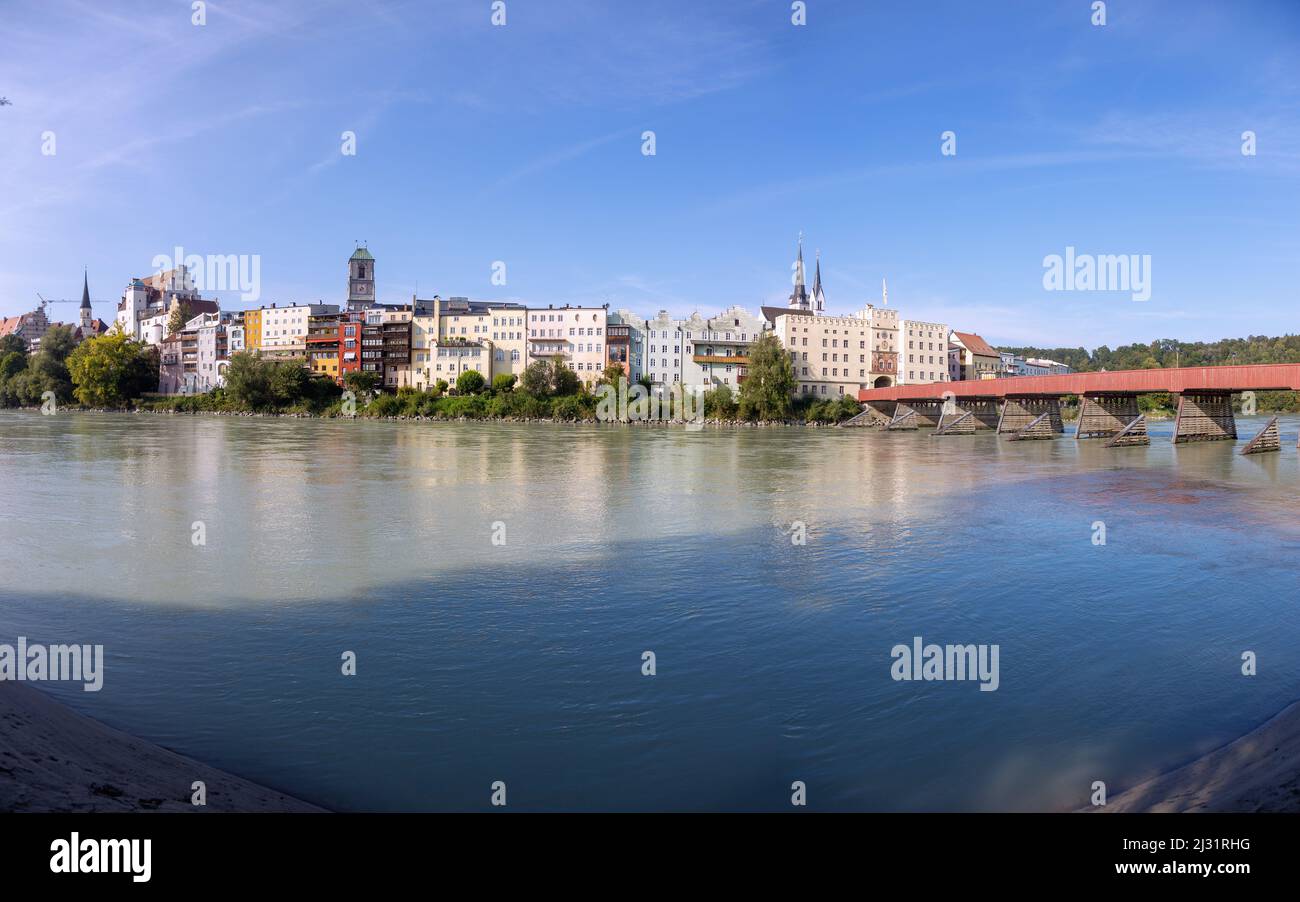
[550,395,591,421]
[703,384,738,420]
[365,393,403,417]
[456,370,486,395]
[491,373,517,393]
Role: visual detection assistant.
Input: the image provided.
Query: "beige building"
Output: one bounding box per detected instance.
[857,298,900,388]
[949,331,1001,381]
[765,310,877,398]
[527,304,608,388]
[761,242,900,397]
[899,318,951,385]
[409,297,527,389]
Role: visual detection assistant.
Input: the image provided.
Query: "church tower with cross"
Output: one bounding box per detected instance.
[347,243,375,312]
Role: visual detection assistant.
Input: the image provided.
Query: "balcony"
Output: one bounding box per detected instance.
[529,347,569,358]
[692,354,748,365]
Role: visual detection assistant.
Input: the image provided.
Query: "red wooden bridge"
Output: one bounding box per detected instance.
[853,363,1300,451]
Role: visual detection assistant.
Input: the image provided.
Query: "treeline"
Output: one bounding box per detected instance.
[3,329,862,424]
[1002,334,1300,412]
[0,326,157,408]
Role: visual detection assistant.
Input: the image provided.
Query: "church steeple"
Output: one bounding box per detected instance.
[788,234,810,311]
[78,269,93,331]
[811,251,825,313]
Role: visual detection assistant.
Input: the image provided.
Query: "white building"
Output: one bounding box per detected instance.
[116,265,218,346]
[898,318,951,385]
[640,310,687,390]
[680,306,766,391]
[257,303,340,358]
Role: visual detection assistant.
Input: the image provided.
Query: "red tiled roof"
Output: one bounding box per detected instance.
[953,331,998,358]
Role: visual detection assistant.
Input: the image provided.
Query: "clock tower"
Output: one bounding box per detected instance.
[348,244,375,311]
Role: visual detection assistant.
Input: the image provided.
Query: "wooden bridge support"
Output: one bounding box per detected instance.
[997,397,1064,436]
[842,404,891,427]
[933,410,975,436]
[1104,415,1150,448]
[887,405,918,430]
[1076,394,1141,440]
[934,399,1000,436]
[906,400,945,428]
[1173,391,1237,444]
[1007,411,1056,441]
[1241,416,1281,455]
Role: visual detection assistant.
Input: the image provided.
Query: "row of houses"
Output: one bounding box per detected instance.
[103,241,1071,398]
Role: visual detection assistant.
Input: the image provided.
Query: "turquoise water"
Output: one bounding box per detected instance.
[1,410,1298,810]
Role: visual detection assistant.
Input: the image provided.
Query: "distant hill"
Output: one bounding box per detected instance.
[996,335,1300,373]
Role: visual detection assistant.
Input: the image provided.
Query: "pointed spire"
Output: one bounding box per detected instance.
[789,233,810,310]
[812,250,824,312]
[80,269,91,309]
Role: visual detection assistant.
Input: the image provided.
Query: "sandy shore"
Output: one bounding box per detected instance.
[0,682,325,812]
[1098,700,1300,812]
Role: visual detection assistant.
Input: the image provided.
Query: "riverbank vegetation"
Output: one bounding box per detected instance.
[126,347,864,424]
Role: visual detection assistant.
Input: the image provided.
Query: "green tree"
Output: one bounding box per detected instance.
[0,335,26,355]
[455,370,486,395]
[550,360,581,396]
[344,370,380,399]
[66,331,154,407]
[520,360,552,397]
[703,383,738,419]
[597,364,625,387]
[166,298,194,336]
[0,350,25,382]
[223,352,274,409]
[736,332,794,421]
[268,359,310,407]
[491,373,517,393]
[28,325,76,403]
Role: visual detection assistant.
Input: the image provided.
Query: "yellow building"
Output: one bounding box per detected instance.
[243,308,262,352]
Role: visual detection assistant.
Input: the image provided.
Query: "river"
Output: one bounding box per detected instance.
[1,409,1298,810]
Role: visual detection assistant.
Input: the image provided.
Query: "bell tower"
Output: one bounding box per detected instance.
[348,244,375,311]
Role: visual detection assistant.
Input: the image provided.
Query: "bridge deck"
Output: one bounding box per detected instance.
[858,363,1300,403]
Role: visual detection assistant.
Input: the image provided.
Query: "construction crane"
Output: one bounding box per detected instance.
[35,292,111,314]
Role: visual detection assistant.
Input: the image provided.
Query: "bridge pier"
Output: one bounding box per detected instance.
[1104,415,1150,447]
[1076,394,1141,440]
[933,410,974,435]
[1173,391,1237,444]
[934,399,999,435]
[887,404,918,430]
[1007,411,1057,441]
[998,397,1063,436]
[1241,416,1281,455]
[889,402,941,431]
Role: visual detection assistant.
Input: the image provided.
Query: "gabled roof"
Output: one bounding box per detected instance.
[953,331,998,358]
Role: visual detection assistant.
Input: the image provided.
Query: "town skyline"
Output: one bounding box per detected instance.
[2,0,1298,347]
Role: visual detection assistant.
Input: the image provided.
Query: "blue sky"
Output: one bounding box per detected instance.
[1,0,1297,347]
